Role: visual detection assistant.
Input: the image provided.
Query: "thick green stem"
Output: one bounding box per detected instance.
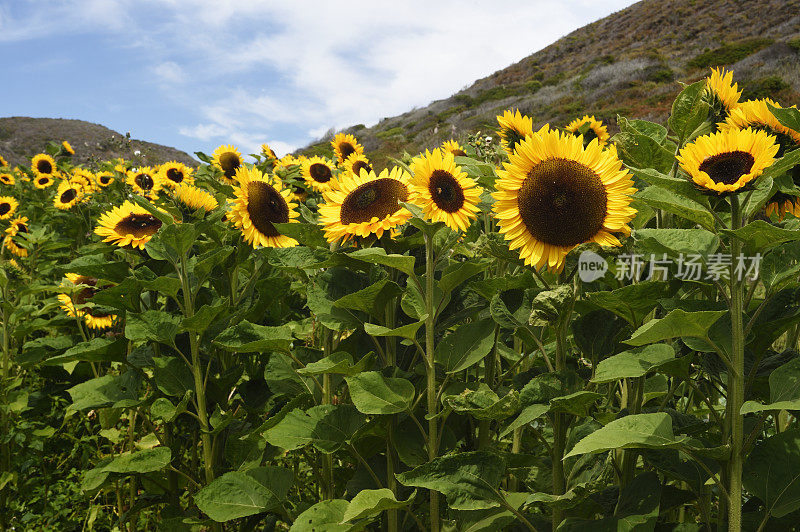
[424,234,440,532]
[728,195,745,532]
[478,325,500,450]
[322,330,335,499]
[552,323,567,531]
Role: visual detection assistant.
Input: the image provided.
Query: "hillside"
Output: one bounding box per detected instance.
[300,0,800,166]
[0,117,196,168]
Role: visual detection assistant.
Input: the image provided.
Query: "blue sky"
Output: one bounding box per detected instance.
[0,0,637,159]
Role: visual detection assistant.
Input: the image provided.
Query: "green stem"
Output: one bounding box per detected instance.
[478,325,500,450]
[552,322,567,531]
[424,233,440,532]
[322,330,334,499]
[728,195,745,532]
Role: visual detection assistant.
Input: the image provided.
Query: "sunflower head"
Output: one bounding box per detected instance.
[493,129,637,271]
[95,171,114,187]
[331,133,364,165]
[0,173,14,186]
[705,67,741,121]
[0,156,7,168]
[765,194,799,220]
[677,128,779,195]
[0,196,19,220]
[342,153,372,178]
[261,143,278,161]
[319,166,412,244]
[301,156,337,192]
[127,167,162,198]
[34,175,54,189]
[4,216,29,258]
[159,161,194,188]
[71,169,97,196]
[174,184,218,215]
[497,110,534,155]
[565,115,611,147]
[720,98,800,155]
[228,166,299,248]
[53,181,83,210]
[212,145,243,183]
[31,154,56,176]
[95,201,164,249]
[58,274,116,330]
[274,155,300,176]
[441,140,467,157]
[62,140,75,155]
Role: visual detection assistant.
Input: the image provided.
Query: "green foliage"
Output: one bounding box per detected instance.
[687,38,773,68]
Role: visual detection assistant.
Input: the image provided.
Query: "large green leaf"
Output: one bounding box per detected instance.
[297,351,374,376]
[153,356,194,397]
[438,260,491,294]
[213,320,293,352]
[499,404,550,438]
[744,429,800,518]
[334,279,403,316]
[125,310,182,345]
[364,318,426,341]
[592,344,675,383]
[635,186,714,230]
[633,228,719,258]
[345,371,414,414]
[194,466,293,522]
[586,281,673,326]
[723,220,800,253]
[67,373,140,412]
[668,80,709,141]
[347,248,416,276]
[564,413,687,458]
[272,222,328,248]
[44,337,126,365]
[289,500,361,532]
[58,254,130,282]
[435,318,496,373]
[625,310,726,346]
[341,488,413,522]
[634,168,710,208]
[741,358,800,414]
[104,447,172,474]
[264,405,366,453]
[444,384,520,421]
[549,391,603,417]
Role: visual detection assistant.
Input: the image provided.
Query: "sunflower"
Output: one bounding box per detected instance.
[301,156,337,191]
[341,153,372,178]
[228,166,299,248]
[58,274,116,330]
[719,98,800,151]
[95,201,163,249]
[441,140,467,157]
[34,175,54,189]
[4,216,29,258]
[273,155,301,176]
[565,115,611,147]
[705,67,741,120]
[497,109,534,155]
[212,144,243,183]
[31,153,57,176]
[159,161,194,188]
[0,155,7,167]
[53,181,82,210]
[127,167,162,198]
[95,171,114,187]
[71,169,96,196]
[62,140,75,155]
[319,167,412,244]
[765,197,799,220]
[331,133,364,165]
[493,129,637,271]
[261,143,278,160]
[0,196,18,220]
[677,128,779,194]
[410,149,482,231]
[174,184,218,213]
[0,173,14,186]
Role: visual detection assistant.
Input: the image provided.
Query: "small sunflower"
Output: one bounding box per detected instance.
[409,149,482,231]
[212,145,243,183]
[273,155,300,176]
[719,98,800,151]
[0,155,7,167]
[228,166,299,248]
[705,67,741,120]
[493,129,637,271]
[441,140,467,157]
[4,216,29,258]
[765,196,799,220]
[0,173,14,186]
[34,175,54,189]
[53,181,82,210]
[261,143,278,160]
[331,133,364,165]
[62,140,75,155]
[497,109,534,155]
[342,153,372,179]
[301,156,336,191]
[0,196,18,220]
[71,169,96,196]
[127,167,162,198]
[95,171,114,187]
[58,274,116,330]
[677,128,779,194]
[174,184,218,213]
[565,115,611,147]
[31,153,57,176]
[159,161,194,188]
[319,166,411,244]
[95,201,164,249]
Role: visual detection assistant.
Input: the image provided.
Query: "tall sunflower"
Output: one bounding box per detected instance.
[173,184,218,213]
[705,67,741,120]
[127,167,162,198]
[53,181,82,210]
[0,155,7,168]
[261,143,278,161]
[34,175,54,189]
[228,166,299,248]
[493,129,637,271]
[95,201,164,249]
[565,115,611,147]
[0,173,13,185]
[58,274,116,330]
[319,167,411,244]
[4,216,29,258]
[0,196,18,220]
[342,153,372,177]
[95,171,114,187]
[720,98,800,150]
[441,140,467,157]
[159,161,194,188]
[31,154,57,176]
[71,169,97,196]
[497,109,534,155]
[212,145,243,183]
[62,140,75,155]
[409,149,482,231]
[301,156,337,192]
[677,128,779,194]
[331,133,364,165]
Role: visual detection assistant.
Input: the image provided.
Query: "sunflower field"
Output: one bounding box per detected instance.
[3,68,800,531]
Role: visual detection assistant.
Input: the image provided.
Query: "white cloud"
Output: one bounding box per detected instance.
[152,61,186,84]
[178,123,226,141]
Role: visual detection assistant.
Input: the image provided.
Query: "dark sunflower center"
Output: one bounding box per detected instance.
[451,148,467,157]
[428,170,465,213]
[37,160,53,174]
[352,160,372,176]
[38,177,48,185]
[340,178,408,225]
[114,214,162,238]
[0,203,9,215]
[16,224,28,234]
[60,188,77,203]
[583,128,598,144]
[219,153,241,179]
[309,163,333,183]
[698,151,755,185]
[517,157,608,247]
[503,127,526,153]
[339,143,356,160]
[135,173,154,190]
[246,181,289,237]
[166,168,183,183]
[73,277,98,305]
[100,175,111,184]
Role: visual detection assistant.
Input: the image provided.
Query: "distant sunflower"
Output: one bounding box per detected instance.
[493,129,637,271]
[4,216,29,258]
[58,274,116,330]
[0,173,14,186]
[705,67,741,120]
[127,167,162,198]
[95,171,114,187]
[677,128,779,194]
[228,166,299,248]
[719,98,800,151]
[159,161,194,188]
[0,156,7,168]
[95,201,163,249]
[34,175,54,189]
[410,149,482,231]
[331,133,364,165]
[114,163,128,174]
[765,196,799,220]
[174,184,218,213]
[0,196,18,220]
[497,109,534,155]
[212,145,243,183]
[319,167,411,244]
[342,153,372,177]
[274,155,300,175]
[441,140,467,157]
[261,143,278,161]
[301,156,336,191]
[71,169,96,196]
[31,154,56,176]
[565,115,611,147]
[62,140,75,155]
[53,181,82,210]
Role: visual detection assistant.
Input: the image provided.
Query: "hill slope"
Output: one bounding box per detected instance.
[301,0,800,166]
[0,117,196,168]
